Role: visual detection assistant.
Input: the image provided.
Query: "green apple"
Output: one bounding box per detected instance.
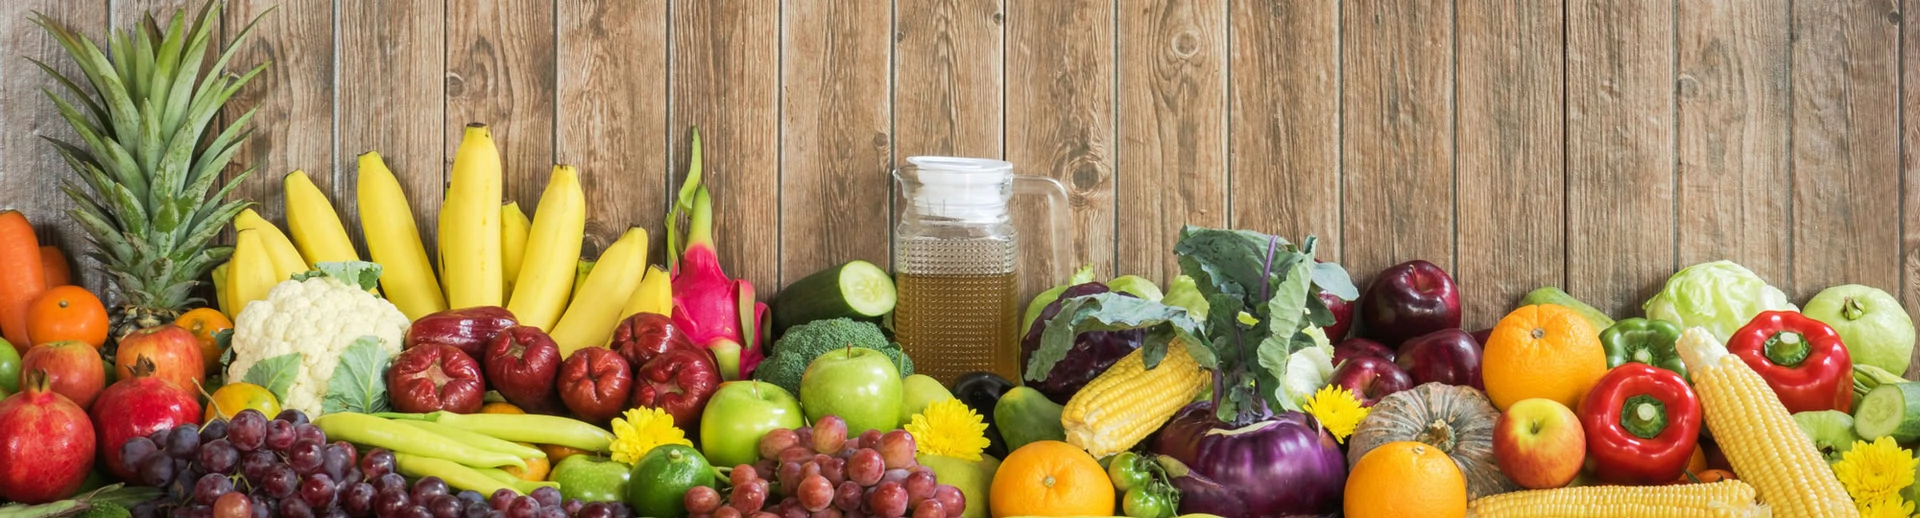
[700,380,804,468]
[917,454,999,518]
[1793,410,1859,462]
[1804,284,1915,375]
[801,347,902,436]
[0,338,18,393]
[549,455,631,503]
[899,374,955,426]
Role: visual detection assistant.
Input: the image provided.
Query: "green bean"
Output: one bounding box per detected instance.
[396,419,546,460]
[394,453,557,496]
[314,413,527,470]
[414,411,614,453]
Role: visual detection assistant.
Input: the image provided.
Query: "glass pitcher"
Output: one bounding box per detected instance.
[892,157,1069,384]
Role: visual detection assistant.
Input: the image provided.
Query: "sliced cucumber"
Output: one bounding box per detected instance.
[1855,382,1920,443]
[772,260,897,335]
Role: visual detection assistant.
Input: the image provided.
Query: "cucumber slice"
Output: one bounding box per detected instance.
[1855,382,1920,443]
[772,260,897,335]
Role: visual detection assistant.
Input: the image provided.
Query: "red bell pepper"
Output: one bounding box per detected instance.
[1579,363,1702,485]
[1727,310,1853,413]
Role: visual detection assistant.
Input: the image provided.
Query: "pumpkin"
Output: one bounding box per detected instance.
[1347,382,1519,499]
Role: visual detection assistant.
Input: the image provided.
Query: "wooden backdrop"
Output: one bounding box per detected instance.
[0,0,1913,333]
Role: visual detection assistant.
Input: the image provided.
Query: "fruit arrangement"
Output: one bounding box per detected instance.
[8,2,1920,518]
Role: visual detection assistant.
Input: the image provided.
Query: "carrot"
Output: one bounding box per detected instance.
[39,246,69,287]
[0,211,47,347]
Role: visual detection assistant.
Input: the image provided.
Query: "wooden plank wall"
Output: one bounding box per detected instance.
[0,0,1912,335]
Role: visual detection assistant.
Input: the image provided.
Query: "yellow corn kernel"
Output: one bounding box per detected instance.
[1061,340,1211,457]
[1466,480,1763,518]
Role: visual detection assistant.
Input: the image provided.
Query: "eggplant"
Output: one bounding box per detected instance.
[1020,282,1145,404]
[952,371,1015,458]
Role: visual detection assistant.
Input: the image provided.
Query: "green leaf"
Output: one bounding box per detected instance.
[1027,293,1201,382]
[242,353,301,403]
[1310,260,1358,301]
[76,483,162,508]
[215,328,235,369]
[323,336,392,414]
[295,261,383,290]
[1174,227,1287,306]
[1264,258,1313,343]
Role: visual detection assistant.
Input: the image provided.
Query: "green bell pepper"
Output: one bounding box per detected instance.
[1600,318,1687,379]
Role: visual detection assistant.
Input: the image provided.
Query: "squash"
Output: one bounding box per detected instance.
[1348,382,1519,499]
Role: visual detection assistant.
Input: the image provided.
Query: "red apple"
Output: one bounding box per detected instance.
[1318,289,1356,342]
[1326,356,1414,407]
[115,324,205,394]
[1332,338,1396,367]
[1396,329,1484,389]
[1470,328,1493,348]
[20,341,105,410]
[1359,260,1462,346]
[1493,398,1586,489]
[91,357,201,479]
[0,370,95,503]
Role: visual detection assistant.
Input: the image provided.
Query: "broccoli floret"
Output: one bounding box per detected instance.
[755,318,914,396]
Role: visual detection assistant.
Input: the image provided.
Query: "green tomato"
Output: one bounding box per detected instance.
[1122,486,1174,518]
[1107,452,1151,492]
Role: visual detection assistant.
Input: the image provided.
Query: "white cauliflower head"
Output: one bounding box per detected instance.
[226,275,410,416]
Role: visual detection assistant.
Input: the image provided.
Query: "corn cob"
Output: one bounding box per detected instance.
[1465,480,1764,518]
[1061,339,1212,457]
[1675,327,1859,517]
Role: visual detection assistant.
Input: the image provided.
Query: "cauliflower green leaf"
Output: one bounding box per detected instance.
[294,261,384,291]
[322,336,392,414]
[242,353,301,403]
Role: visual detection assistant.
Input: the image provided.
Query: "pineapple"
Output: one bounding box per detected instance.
[33,2,270,341]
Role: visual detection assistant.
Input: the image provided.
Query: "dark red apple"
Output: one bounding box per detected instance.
[1326,356,1414,407]
[0,370,95,503]
[1332,338,1396,367]
[1396,329,1484,389]
[91,357,201,479]
[114,324,205,394]
[1359,260,1462,347]
[1471,328,1493,348]
[1318,290,1356,341]
[20,341,105,410]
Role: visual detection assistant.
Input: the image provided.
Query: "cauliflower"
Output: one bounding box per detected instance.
[226,274,410,416]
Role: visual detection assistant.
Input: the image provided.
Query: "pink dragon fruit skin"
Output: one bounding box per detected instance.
[670,247,769,378]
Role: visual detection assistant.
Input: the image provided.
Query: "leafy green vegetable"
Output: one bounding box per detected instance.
[242,353,301,402]
[1642,260,1795,342]
[1163,275,1210,321]
[322,336,391,414]
[215,328,235,369]
[1021,264,1099,335]
[1106,275,1165,302]
[295,261,384,291]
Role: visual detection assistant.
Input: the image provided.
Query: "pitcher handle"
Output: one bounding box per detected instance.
[1012,176,1072,281]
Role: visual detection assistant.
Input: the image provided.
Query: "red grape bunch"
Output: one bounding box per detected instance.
[685,415,966,518]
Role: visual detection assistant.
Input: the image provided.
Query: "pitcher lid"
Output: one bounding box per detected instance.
[900,156,1013,222]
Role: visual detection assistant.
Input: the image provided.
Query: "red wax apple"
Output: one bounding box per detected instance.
[1359,260,1462,346]
[388,345,486,414]
[406,306,519,359]
[1396,329,1484,389]
[0,370,95,503]
[91,357,201,479]
[611,313,696,368]
[1326,356,1415,407]
[1332,338,1396,367]
[114,324,205,394]
[633,347,721,430]
[558,348,633,425]
[20,341,105,410]
[484,326,564,414]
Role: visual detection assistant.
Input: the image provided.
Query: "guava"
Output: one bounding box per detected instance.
[1803,284,1915,375]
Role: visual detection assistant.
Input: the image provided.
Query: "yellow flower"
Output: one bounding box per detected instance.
[1834,437,1920,505]
[609,407,693,465]
[1302,385,1369,444]
[1857,495,1914,518]
[903,399,990,461]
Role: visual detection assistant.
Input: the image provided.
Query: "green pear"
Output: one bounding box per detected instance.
[899,374,955,426]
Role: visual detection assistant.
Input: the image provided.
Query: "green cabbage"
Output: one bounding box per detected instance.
[1643,260,1796,342]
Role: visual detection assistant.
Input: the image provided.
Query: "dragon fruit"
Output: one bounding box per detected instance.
[666,128,769,380]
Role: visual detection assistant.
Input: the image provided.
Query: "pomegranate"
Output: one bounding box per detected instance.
[92,356,202,479]
[0,370,95,503]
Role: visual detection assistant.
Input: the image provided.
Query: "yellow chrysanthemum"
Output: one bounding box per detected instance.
[1857,496,1914,518]
[1303,385,1369,444]
[903,399,990,461]
[1835,436,1920,505]
[609,407,693,465]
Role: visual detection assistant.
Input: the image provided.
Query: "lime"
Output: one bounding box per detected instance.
[628,444,714,518]
[205,382,282,422]
[0,340,19,393]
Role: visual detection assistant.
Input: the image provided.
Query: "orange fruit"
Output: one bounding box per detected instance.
[989,440,1113,517]
[481,402,525,414]
[174,308,233,373]
[1345,441,1467,518]
[205,382,282,422]
[1482,304,1608,410]
[540,444,591,464]
[26,286,108,349]
[503,442,552,481]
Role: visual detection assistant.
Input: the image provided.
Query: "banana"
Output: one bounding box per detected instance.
[501,201,531,297]
[228,229,280,318]
[619,264,673,321]
[212,263,232,319]
[441,124,505,309]
[505,165,587,331]
[551,228,650,357]
[283,170,362,265]
[358,152,448,320]
[233,208,310,281]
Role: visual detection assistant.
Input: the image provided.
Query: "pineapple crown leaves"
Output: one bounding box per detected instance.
[1026,226,1357,426]
[31,1,274,310]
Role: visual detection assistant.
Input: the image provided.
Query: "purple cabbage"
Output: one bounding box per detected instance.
[1154,402,1347,517]
[1020,282,1145,404]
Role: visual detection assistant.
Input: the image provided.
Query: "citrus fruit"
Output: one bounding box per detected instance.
[1482,304,1608,410]
[627,444,714,518]
[173,308,233,373]
[25,286,108,349]
[541,444,591,464]
[919,453,999,518]
[1345,441,1467,518]
[502,442,551,481]
[205,382,281,422]
[481,401,526,414]
[989,440,1113,517]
